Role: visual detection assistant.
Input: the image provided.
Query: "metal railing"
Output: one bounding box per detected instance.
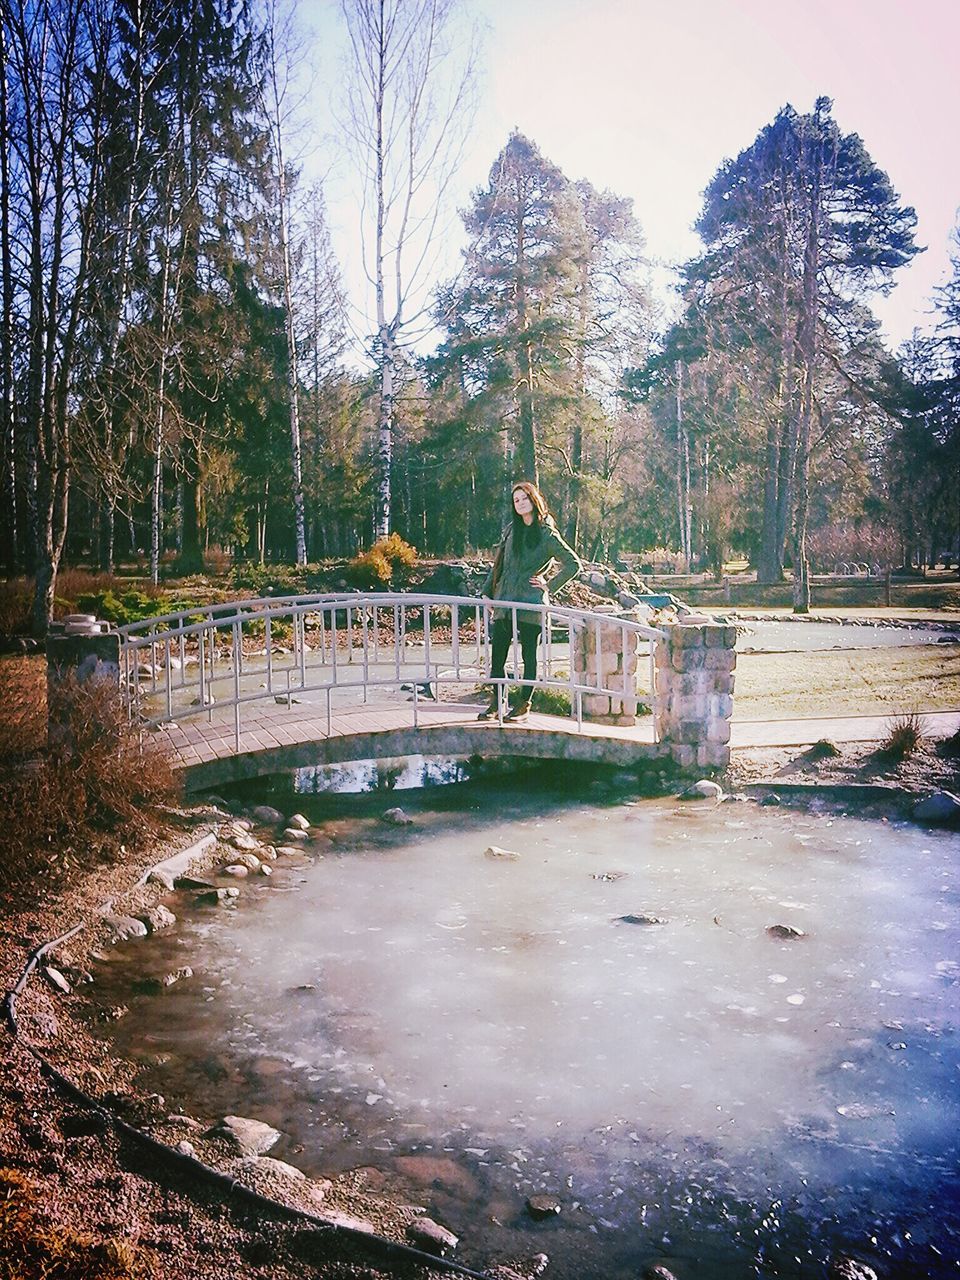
[118,593,665,752]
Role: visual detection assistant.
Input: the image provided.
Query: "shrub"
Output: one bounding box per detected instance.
[229,562,307,596]
[878,710,924,762]
[345,547,392,589]
[0,578,33,635]
[0,656,178,906]
[76,587,171,627]
[374,532,418,569]
[808,738,841,760]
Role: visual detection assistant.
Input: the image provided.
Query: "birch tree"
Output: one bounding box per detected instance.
[2,0,116,631]
[256,0,308,564]
[339,0,475,539]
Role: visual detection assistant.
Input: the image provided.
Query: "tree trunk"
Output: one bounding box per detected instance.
[178,436,204,574]
[792,140,821,616]
[0,14,16,574]
[675,361,691,570]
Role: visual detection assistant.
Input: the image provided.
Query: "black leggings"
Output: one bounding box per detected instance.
[490,616,541,702]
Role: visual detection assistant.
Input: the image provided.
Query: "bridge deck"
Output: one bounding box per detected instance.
[158,698,654,769]
[156,696,960,791]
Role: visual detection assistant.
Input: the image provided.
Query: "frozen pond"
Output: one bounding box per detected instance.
[93,769,960,1277]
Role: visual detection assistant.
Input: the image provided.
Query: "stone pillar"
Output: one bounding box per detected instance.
[46,616,121,747]
[653,622,736,770]
[571,607,642,726]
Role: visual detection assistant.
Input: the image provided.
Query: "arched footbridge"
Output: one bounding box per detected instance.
[117,592,685,793]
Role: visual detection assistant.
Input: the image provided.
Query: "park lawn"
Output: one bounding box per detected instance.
[731,644,960,720]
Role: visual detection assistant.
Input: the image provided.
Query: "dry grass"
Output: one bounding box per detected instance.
[0,1167,149,1279]
[732,645,960,719]
[877,709,925,762]
[0,657,178,906]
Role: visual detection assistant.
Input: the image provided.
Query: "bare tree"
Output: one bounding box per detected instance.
[3,0,116,632]
[339,0,475,539]
[257,0,308,564]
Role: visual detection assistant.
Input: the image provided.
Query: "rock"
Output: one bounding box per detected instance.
[259,863,273,877]
[314,1208,377,1234]
[251,805,284,825]
[229,832,260,852]
[275,845,308,857]
[406,1216,459,1255]
[175,1140,197,1157]
[221,864,249,878]
[194,887,240,906]
[526,1194,562,1220]
[643,1266,679,1280]
[234,852,261,870]
[679,779,724,800]
[42,965,72,995]
[766,924,806,940]
[139,905,176,934]
[616,914,667,926]
[484,844,520,860]
[287,813,311,830]
[236,1155,306,1182]
[175,876,217,891]
[382,807,414,826]
[190,692,215,707]
[281,828,310,843]
[206,1115,282,1156]
[147,869,176,891]
[913,790,960,826]
[105,915,149,943]
[419,563,469,596]
[828,1259,878,1280]
[488,1255,550,1280]
[617,591,641,608]
[259,845,279,861]
[587,571,607,589]
[162,966,193,987]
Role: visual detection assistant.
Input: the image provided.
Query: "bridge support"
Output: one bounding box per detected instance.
[653,622,737,771]
[572,608,642,725]
[46,616,120,748]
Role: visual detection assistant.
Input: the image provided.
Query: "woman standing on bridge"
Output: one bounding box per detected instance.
[478,481,582,723]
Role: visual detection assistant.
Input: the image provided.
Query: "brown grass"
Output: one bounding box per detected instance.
[877,709,924,762]
[0,656,178,906]
[0,1167,149,1279]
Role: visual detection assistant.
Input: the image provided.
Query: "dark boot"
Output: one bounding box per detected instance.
[504,698,531,722]
[477,692,501,721]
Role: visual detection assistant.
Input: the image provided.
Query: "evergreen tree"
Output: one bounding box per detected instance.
[690,97,920,607]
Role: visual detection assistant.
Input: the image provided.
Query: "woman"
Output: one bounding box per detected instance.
[478,481,582,722]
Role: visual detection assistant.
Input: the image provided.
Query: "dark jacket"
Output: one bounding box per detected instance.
[482,516,582,625]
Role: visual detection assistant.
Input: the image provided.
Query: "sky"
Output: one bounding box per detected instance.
[301,0,960,353]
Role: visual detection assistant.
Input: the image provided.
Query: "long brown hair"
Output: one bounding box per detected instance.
[510,480,550,541]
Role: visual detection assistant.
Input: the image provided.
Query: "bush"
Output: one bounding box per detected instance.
[878,710,924,762]
[374,532,418,569]
[76,588,170,627]
[345,547,392,589]
[0,656,178,906]
[229,562,308,596]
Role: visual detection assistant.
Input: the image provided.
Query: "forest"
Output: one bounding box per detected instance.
[2,0,959,633]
